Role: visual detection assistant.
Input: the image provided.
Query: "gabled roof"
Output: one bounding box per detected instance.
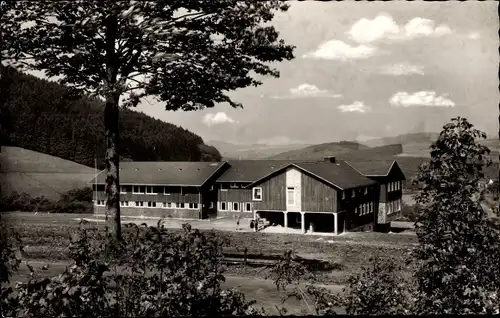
[246,160,376,190]
[216,160,297,183]
[90,161,228,186]
[344,159,405,179]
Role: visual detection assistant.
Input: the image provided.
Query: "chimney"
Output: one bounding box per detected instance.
[324,156,336,163]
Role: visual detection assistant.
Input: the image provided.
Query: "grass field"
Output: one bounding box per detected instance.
[0,146,96,201]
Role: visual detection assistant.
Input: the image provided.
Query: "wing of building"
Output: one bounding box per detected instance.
[90,157,405,235]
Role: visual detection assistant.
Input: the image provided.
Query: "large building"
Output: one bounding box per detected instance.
[91,157,405,235]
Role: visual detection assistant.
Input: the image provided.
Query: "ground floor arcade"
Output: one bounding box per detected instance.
[254,210,347,235]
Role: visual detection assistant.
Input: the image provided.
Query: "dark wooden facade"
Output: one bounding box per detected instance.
[251,171,287,211]
[301,172,337,212]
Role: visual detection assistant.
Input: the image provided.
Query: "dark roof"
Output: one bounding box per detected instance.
[294,161,377,189]
[90,161,227,186]
[344,159,397,176]
[247,160,376,190]
[216,160,297,182]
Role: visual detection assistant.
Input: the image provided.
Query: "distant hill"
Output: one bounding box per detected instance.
[0,67,221,169]
[0,146,96,200]
[362,132,498,160]
[207,140,312,160]
[268,141,367,160]
[361,132,440,148]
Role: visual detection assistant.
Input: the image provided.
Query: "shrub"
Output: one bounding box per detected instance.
[0,192,54,212]
[2,221,261,317]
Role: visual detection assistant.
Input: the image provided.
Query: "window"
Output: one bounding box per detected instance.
[342,191,345,200]
[220,201,227,211]
[232,202,240,212]
[146,186,156,195]
[252,187,262,201]
[351,189,355,198]
[133,186,145,194]
[244,202,252,212]
[120,186,127,194]
[135,201,144,207]
[355,207,358,214]
[364,187,368,195]
[220,184,229,192]
[164,187,171,195]
[387,202,393,215]
[178,202,185,209]
[287,187,295,206]
[147,201,156,208]
[120,201,129,207]
[230,183,239,189]
[369,202,373,213]
[96,200,105,206]
[209,202,214,209]
[163,202,175,209]
[188,203,199,209]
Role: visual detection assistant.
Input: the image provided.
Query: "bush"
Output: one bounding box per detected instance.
[0,192,54,212]
[2,222,261,317]
[388,202,420,222]
[0,187,93,214]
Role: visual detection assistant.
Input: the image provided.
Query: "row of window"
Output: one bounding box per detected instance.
[341,186,370,200]
[387,199,402,215]
[95,200,201,210]
[388,181,402,192]
[219,201,253,212]
[119,185,198,195]
[355,202,374,216]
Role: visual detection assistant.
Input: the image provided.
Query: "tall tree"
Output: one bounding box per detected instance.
[413,117,500,314]
[1,0,294,239]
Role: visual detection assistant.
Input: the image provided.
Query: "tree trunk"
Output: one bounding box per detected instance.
[104,13,121,240]
[104,92,121,240]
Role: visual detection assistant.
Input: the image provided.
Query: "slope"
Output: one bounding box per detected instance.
[0,146,96,200]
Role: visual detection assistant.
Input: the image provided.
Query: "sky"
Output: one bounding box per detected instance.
[20,1,500,146]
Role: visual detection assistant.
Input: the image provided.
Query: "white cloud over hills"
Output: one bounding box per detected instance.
[272,83,342,99]
[347,14,452,44]
[377,63,425,76]
[337,101,371,113]
[302,40,377,61]
[202,112,237,126]
[390,91,455,107]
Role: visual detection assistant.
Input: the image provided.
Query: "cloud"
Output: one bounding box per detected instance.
[337,101,371,113]
[389,91,455,108]
[377,63,424,76]
[468,31,480,40]
[302,40,377,60]
[272,83,342,99]
[202,112,237,126]
[347,14,453,43]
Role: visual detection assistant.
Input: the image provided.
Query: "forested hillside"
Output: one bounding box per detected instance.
[0,67,221,168]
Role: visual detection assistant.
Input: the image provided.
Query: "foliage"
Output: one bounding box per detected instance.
[341,256,413,315]
[0,68,222,167]
[387,201,421,222]
[267,250,413,316]
[413,117,500,314]
[3,222,261,317]
[0,187,94,213]
[0,213,23,317]
[3,1,294,109]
